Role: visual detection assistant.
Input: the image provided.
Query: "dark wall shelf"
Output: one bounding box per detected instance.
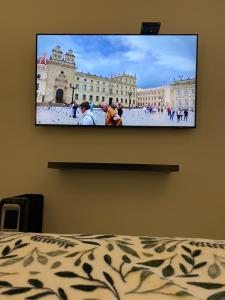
[48,162,179,172]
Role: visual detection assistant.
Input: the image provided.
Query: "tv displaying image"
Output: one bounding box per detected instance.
[36,34,198,127]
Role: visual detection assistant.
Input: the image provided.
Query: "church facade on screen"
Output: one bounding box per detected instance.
[36,45,196,109]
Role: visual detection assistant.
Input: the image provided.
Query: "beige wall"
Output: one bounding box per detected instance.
[0,0,225,239]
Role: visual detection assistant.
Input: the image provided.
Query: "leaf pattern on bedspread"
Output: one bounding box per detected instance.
[0,232,225,299]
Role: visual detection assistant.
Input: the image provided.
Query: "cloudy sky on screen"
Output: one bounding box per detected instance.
[37,34,197,88]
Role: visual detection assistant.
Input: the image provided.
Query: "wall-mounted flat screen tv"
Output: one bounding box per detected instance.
[36,34,198,127]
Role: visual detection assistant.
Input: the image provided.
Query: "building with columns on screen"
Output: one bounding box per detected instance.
[137,78,196,109]
[169,78,196,109]
[36,46,137,108]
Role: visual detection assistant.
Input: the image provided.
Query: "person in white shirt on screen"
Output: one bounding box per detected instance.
[78,101,95,126]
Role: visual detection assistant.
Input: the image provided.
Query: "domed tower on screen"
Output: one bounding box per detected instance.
[36,53,49,103]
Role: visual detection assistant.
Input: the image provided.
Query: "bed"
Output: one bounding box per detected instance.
[0,232,225,299]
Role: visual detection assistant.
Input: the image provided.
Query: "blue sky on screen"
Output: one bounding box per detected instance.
[37,35,197,88]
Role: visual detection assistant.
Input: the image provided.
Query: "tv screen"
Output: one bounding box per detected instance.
[36,34,198,127]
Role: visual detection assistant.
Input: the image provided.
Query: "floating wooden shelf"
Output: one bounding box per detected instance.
[48,162,179,172]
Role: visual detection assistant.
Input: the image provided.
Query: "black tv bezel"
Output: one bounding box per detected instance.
[35,33,198,129]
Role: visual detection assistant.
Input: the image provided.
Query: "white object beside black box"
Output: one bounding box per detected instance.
[0,194,44,232]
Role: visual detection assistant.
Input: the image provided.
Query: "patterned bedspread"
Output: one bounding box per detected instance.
[0,232,225,299]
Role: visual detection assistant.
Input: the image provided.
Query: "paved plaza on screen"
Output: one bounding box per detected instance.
[36,106,195,127]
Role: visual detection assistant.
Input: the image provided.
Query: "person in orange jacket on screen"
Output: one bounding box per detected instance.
[101,102,122,126]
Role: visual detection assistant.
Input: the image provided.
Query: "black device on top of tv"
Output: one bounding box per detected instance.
[140,22,161,34]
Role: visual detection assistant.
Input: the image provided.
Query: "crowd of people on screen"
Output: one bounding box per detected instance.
[69,100,190,126]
